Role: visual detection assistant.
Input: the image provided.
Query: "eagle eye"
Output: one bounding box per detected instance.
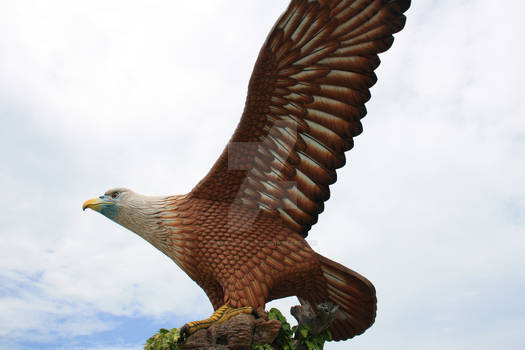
[111,191,120,199]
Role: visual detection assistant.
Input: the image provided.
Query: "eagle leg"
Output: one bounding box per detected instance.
[180,304,254,338]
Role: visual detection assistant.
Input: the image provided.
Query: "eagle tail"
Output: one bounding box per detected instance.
[299,253,377,341]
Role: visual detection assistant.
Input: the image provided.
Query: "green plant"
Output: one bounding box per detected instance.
[255,308,332,350]
[266,308,296,350]
[144,327,181,350]
[292,324,332,350]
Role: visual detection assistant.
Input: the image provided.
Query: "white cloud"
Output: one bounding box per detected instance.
[1,0,524,349]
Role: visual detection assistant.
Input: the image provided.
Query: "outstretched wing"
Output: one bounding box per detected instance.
[191,0,410,236]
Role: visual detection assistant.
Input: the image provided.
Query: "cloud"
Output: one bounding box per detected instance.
[1,0,524,349]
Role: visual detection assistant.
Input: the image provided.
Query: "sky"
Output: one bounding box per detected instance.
[1,0,524,349]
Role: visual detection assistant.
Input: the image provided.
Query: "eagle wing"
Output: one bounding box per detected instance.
[191,0,410,236]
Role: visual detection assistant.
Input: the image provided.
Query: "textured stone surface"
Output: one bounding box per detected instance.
[181,312,281,350]
[252,318,283,345]
[291,302,339,335]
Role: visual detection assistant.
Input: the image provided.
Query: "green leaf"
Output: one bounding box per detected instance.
[268,308,287,323]
[144,328,181,350]
[305,340,315,350]
[300,327,309,338]
[293,323,331,350]
[267,308,295,350]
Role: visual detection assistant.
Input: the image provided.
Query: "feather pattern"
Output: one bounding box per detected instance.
[192,0,410,237]
[89,0,411,342]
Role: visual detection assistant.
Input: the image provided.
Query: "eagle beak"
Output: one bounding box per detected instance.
[82,198,112,211]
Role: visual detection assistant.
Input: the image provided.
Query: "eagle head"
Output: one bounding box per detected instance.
[82,187,131,222]
[82,188,175,254]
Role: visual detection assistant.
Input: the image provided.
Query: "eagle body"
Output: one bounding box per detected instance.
[83,0,411,341]
[161,196,322,309]
[105,192,375,340]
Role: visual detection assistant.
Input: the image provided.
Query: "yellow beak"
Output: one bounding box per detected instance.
[82,198,112,211]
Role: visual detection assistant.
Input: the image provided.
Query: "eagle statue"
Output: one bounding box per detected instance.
[83,0,411,341]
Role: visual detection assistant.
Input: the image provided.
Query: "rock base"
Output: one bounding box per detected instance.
[181,313,281,350]
[145,303,338,350]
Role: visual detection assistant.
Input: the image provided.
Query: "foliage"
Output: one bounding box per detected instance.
[292,324,332,350]
[144,328,181,350]
[255,308,332,350]
[266,308,296,350]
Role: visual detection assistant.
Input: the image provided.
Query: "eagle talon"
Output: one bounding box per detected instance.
[179,305,255,337]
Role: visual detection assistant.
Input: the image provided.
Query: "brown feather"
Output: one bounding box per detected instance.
[157,0,410,341]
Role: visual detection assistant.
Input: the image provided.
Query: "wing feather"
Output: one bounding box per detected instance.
[191,0,411,236]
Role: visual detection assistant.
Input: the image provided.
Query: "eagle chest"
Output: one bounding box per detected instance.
[189,200,316,289]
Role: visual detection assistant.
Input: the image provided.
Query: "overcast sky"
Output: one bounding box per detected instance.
[1,1,524,349]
